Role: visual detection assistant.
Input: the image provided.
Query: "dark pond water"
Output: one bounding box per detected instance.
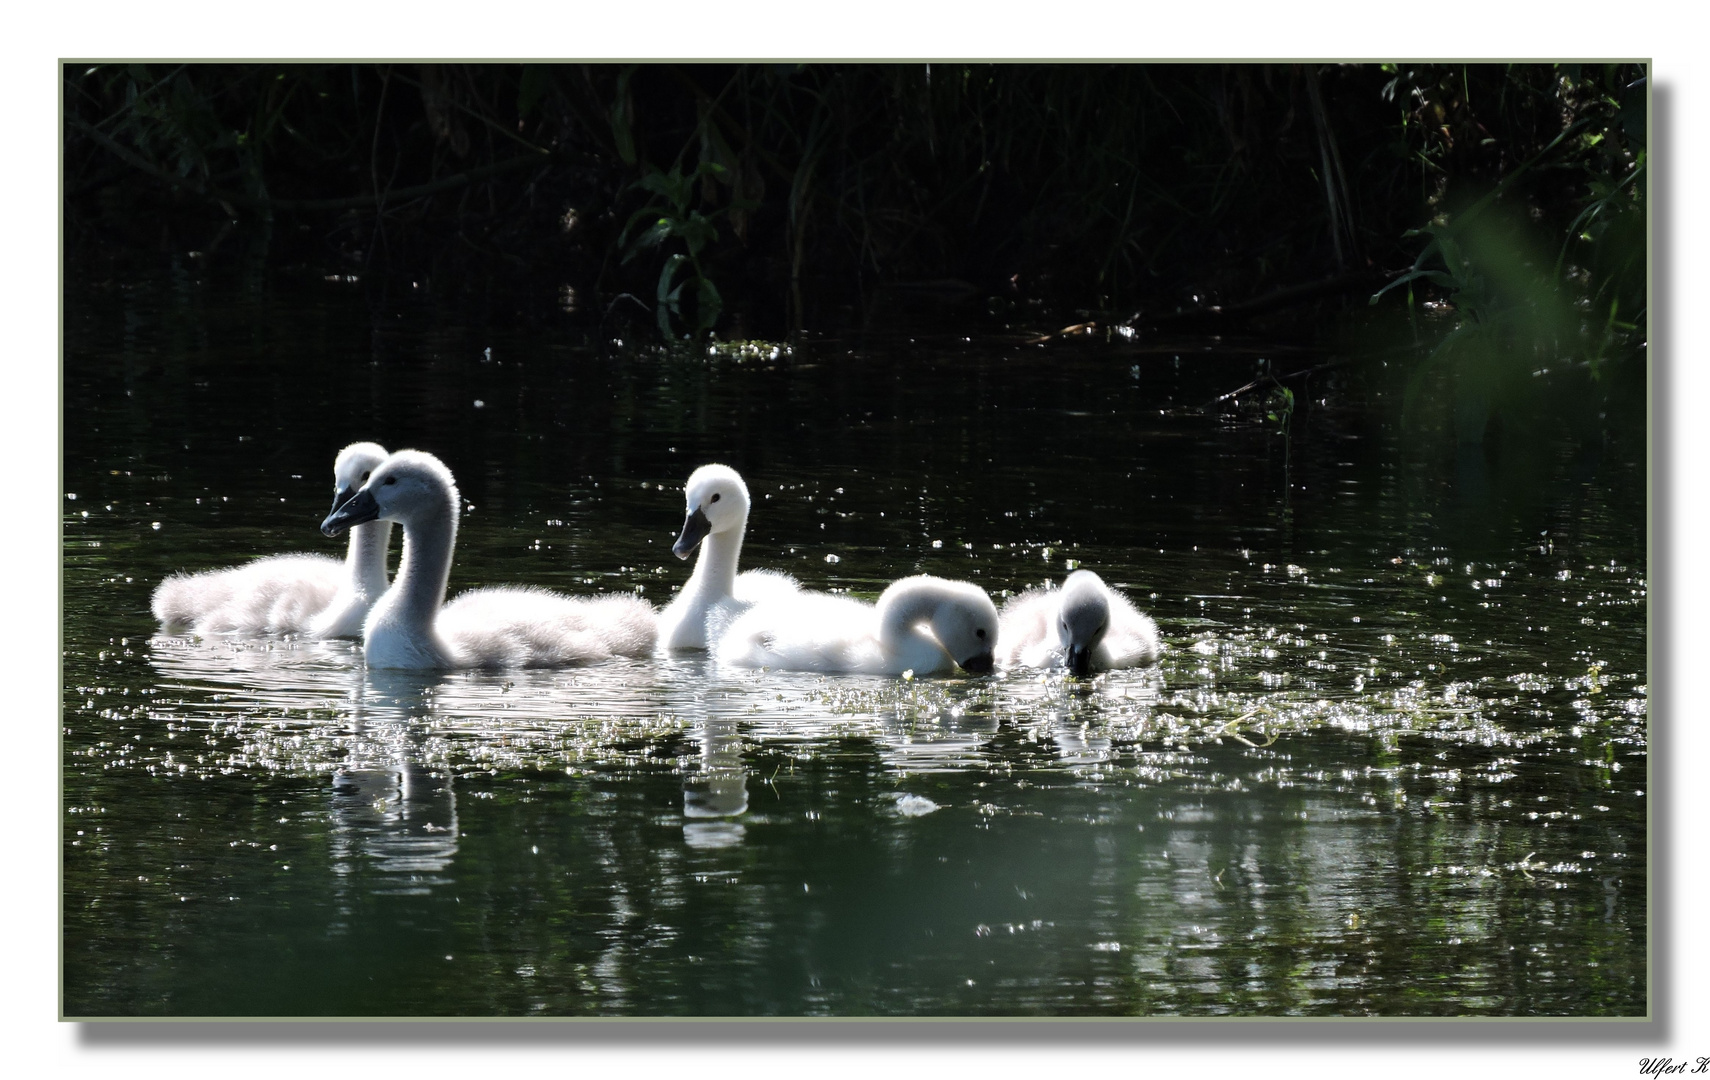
[61,265,1647,1017]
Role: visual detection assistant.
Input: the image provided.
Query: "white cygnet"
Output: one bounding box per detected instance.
[998,569,1161,675]
[150,441,393,638]
[320,449,656,669]
[656,463,799,652]
[715,574,998,676]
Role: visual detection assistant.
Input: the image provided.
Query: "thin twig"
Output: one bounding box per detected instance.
[385,67,555,160]
[1219,712,1278,748]
[370,65,392,214]
[1130,271,1388,330]
[1205,357,1353,408]
[90,64,190,133]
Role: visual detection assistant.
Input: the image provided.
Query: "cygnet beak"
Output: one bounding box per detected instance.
[1065,644,1093,677]
[322,487,380,537]
[959,651,995,675]
[329,484,358,514]
[672,507,712,559]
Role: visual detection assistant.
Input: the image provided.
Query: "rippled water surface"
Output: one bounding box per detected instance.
[62,270,1647,1016]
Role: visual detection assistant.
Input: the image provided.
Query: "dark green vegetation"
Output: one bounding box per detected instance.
[65,63,1645,343]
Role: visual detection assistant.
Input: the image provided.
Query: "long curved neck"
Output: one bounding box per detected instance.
[877,585,953,670]
[687,517,745,599]
[345,520,394,594]
[391,499,457,628]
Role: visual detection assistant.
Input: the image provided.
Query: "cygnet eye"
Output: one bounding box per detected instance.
[710,493,721,503]
[361,470,371,482]
[383,476,398,486]
[976,628,987,639]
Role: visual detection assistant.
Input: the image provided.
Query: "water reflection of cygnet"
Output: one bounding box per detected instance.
[875,706,1000,774]
[996,667,1162,768]
[682,716,749,849]
[147,632,367,715]
[1052,722,1115,769]
[672,659,752,850]
[329,669,460,896]
[696,662,1003,776]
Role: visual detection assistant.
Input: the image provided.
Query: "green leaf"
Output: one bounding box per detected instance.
[637,166,683,201]
[517,64,550,121]
[609,66,637,166]
[695,277,723,333]
[680,212,717,258]
[617,206,660,252]
[656,254,689,336]
[1434,231,1464,277]
[635,219,674,254]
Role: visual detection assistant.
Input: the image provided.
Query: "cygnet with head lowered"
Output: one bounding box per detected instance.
[320,450,656,669]
[998,569,1160,676]
[151,441,394,638]
[715,574,999,677]
[656,463,800,652]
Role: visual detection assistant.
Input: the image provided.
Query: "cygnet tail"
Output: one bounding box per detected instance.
[1102,590,1163,668]
[150,573,214,629]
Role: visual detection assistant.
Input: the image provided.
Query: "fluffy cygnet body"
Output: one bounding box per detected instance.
[656,463,800,652]
[998,569,1160,675]
[150,442,393,637]
[715,574,998,676]
[320,450,656,669]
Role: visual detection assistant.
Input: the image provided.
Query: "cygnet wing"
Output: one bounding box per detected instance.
[441,586,658,666]
[1097,587,1162,668]
[153,553,344,635]
[996,586,1062,669]
[715,591,885,673]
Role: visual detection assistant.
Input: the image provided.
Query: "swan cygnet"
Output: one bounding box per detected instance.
[320,450,657,670]
[656,463,799,652]
[998,569,1161,676]
[150,441,393,638]
[715,574,998,676]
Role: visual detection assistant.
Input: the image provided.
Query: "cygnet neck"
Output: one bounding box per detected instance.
[688,517,746,599]
[877,582,955,670]
[346,520,394,595]
[389,495,458,628]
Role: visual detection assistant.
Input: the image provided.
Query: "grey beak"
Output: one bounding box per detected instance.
[1065,644,1093,677]
[959,651,994,675]
[329,484,358,515]
[322,487,380,537]
[672,507,712,559]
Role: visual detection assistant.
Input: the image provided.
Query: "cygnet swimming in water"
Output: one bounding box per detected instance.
[320,449,656,669]
[715,574,998,676]
[656,463,799,652]
[150,441,394,638]
[998,569,1161,676]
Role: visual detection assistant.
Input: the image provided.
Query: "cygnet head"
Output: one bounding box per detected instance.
[321,450,459,536]
[330,441,389,516]
[885,576,999,675]
[671,463,751,559]
[937,580,999,674]
[1058,569,1112,676]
